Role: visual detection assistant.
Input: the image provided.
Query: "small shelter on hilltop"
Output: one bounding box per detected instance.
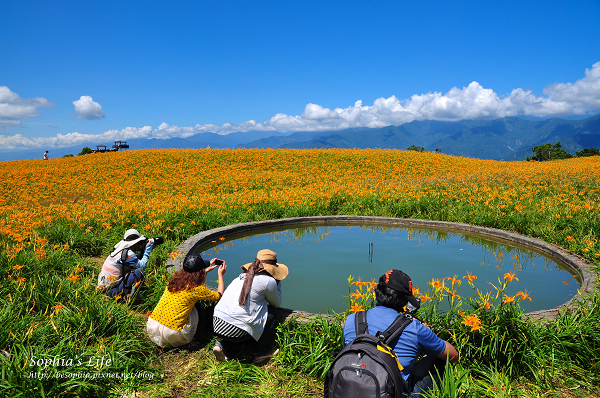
[94,141,130,153]
[112,140,130,150]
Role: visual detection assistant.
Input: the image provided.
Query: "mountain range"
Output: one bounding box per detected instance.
[244,115,600,161]
[2,114,599,162]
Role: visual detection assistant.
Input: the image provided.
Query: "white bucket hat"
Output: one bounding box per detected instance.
[110,228,147,257]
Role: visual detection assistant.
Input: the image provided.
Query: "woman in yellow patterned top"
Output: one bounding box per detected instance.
[146,254,227,349]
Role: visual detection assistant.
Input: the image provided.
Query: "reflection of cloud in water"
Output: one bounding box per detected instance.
[202,225,558,278]
[203,226,334,256]
[195,224,576,313]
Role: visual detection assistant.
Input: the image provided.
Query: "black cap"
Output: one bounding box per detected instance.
[183,255,211,273]
[379,269,421,312]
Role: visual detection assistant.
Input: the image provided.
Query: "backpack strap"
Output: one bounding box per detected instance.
[376,314,413,345]
[120,248,130,265]
[354,310,369,335]
[120,249,135,276]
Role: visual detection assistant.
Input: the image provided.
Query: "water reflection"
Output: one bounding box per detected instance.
[193,225,576,313]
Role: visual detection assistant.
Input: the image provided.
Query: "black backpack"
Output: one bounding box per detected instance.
[324,311,413,398]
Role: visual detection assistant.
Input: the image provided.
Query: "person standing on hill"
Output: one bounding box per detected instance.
[43,151,48,160]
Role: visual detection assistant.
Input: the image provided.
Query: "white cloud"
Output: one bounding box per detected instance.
[302,103,340,120]
[0,86,55,130]
[543,62,600,111]
[73,96,105,120]
[2,62,600,151]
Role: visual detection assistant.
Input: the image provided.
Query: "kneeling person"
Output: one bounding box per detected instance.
[212,249,288,365]
[97,229,157,299]
[343,269,459,397]
[147,255,226,349]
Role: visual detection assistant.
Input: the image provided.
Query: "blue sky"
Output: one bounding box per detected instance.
[2,0,600,152]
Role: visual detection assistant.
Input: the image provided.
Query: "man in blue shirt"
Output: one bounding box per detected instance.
[343,269,459,397]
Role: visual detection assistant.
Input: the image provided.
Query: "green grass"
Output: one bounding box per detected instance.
[1,187,599,396]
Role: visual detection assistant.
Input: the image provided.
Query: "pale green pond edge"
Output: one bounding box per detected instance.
[166,216,598,323]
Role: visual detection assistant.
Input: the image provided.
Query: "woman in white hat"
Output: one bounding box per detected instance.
[97,228,155,299]
[212,249,289,365]
[146,254,227,350]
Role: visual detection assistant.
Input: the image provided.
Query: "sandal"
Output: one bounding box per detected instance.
[252,348,280,365]
[213,342,229,362]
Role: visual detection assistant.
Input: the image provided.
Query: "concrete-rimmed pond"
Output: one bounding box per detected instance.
[167,216,595,319]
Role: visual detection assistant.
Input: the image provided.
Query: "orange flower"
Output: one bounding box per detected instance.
[349,292,363,301]
[446,275,461,288]
[418,293,431,303]
[353,279,365,289]
[503,272,519,282]
[463,272,477,284]
[146,311,152,317]
[13,264,24,270]
[448,290,461,303]
[369,280,377,291]
[52,304,66,313]
[515,290,532,301]
[14,277,26,287]
[428,278,443,289]
[502,294,516,305]
[349,303,364,313]
[461,314,482,332]
[66,274,79,282]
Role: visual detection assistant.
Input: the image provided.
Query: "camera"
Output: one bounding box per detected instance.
[214,259,224,265]
[152,236,164,247]
[405,297,421,316]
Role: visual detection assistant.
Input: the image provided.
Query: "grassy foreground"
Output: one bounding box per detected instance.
[1,148,599,397]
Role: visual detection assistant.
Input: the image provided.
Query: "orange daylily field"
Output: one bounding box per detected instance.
[1,148,599,252]
[1,148,600,397]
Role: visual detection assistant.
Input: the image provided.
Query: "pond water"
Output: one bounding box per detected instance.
[193,224,578,314]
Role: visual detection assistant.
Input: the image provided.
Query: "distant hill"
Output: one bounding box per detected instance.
[279,115,600,160]
[241,127,372,148]
[2,115,599,162]
[0,130,291,161]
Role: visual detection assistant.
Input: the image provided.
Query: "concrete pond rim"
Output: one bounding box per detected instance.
[166,216,598,323]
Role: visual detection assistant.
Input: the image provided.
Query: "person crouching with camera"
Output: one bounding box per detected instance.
[97,228,163,299]
[146,255,227,351]
[341,269,459,397]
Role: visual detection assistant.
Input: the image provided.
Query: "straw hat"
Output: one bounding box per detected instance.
[242,249,289,280]
[110,229,147,257]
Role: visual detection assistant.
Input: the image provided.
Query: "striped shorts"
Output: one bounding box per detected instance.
[213,316,248,338]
